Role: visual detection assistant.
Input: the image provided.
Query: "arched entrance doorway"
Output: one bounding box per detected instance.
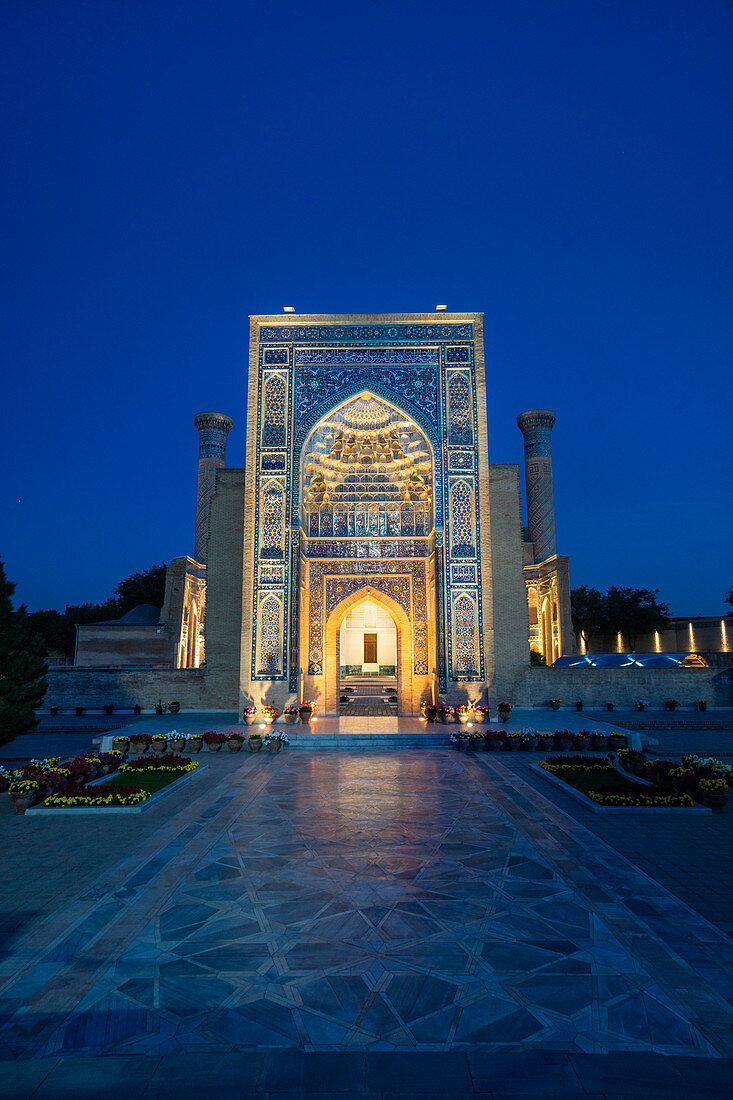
[324,587,413,715]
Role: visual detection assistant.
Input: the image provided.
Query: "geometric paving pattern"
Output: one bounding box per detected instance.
[2,751,733,1060]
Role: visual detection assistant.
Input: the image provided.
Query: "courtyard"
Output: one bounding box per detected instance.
[2,721,733,1097]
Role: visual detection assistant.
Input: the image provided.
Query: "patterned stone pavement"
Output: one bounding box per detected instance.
[2,750,733,1073]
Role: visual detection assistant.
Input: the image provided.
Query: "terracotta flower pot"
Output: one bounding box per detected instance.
[248,737,262,752]
[205,741,223,752]
[169,739,186,754]
[130,741,149,754]
[11,791,36,814]
[227,739,244,752]
[243,714,258,725]
[186,739,203,753]
[151,739,168,753]
[267,740,281,753]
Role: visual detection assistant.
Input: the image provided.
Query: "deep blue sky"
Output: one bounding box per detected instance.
[2,1,731,615]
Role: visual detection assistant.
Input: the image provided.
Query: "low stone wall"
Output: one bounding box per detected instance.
[517,667,731,709]
[44,668,219,710]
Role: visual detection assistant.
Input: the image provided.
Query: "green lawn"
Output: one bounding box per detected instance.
[109,770,187,795]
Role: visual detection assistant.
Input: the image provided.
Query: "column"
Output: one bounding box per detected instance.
[516,409,556,563]
[194,412,233,563]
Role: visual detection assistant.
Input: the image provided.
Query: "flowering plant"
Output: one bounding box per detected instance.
[498,701,512,712]
[45,782,150,807]
[129,733,152,746]
[186,732,203,741]
[9,778,39,792]
[113,735,130,744]
[248,731,262,740]
[587,790,694,807]
[634,700,650,710]
[299,699,316,712]
[456,704,471,716]
[263,733,281,746]
[227,731,245,742]
[166,729,186,742]
[262,704,279,718]
[450,730,468,744]
[202,731,226,745]
[121,754,198,774]
[698,777,727,793]
[472,704,491,714]
[284,704,299,714]
[151,733,167,742]
[438,704,454,713]
[242,705,257,715]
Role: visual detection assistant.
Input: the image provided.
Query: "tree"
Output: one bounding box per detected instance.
[0,558,48,746]
[113,563,167,614]
[570,585,609,651]
[726,586,733,611]
[604,586,671,652]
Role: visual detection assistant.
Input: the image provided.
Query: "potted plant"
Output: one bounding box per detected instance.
[468,730,484,750]
[538,732,555,752]
[74,704,84,716]
[438,704,455,724]
[506,731,522,750]
[519,730,538,751]
[154,700,168,716]
[634,700,649,712]
[473,704,491,724]
[283,704,299,724]
[697,776,728,811]
[450,730,468,749]
[242,704,258,725]
[167,700,181,715]
[498,702,512,722]
[102,703,115,716]
[10,779,38,815]
[248,732,262,752]
[186,733,203,753]
[151,733,168,752]
[298,701,315,724]
[227,732,245,752]
[548,697,561,712]
[606,702,614,712]
[130,732,152,754]
[456,704,471,724]
[49,704,59,716]
[262,704,279,724]
[575,729,591,750]
[664,699,680,712]
[168,730,186,753]
[133,704,142,716]
[698,699,707,712]
[203,731,226,752]
[554,728,574,751]
[112,735,130,755]
[575,699,583,712]
[263,732,282,753]
[424,704,437,724]
[609,731,627,749]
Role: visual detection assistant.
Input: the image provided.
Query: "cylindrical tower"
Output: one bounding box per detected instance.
[193,412,233,563]
[516,409,556,563]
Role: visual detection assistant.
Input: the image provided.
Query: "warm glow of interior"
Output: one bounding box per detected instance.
[617,631,623,653]
[722,619,729,652]
[654,630,661,653]
[688,622,696,651]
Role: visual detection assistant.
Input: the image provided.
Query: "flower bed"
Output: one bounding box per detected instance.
[540,756,695,808]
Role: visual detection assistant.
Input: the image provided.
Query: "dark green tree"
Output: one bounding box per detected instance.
[726,586,733,611]
[0,558,48,746]
[604,585,671,652]
[570,585,609,652]
[113,563,167,614]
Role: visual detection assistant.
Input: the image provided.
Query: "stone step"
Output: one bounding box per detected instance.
[284,733,450,749]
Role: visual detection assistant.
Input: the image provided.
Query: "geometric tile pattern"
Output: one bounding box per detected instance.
[2,751,733,1059]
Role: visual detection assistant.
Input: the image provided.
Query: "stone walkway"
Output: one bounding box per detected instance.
[3,747,733,1095]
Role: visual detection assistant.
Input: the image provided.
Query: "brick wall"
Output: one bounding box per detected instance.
[44,668,211,709]
[515,667,731,708]
[487,464,532,699]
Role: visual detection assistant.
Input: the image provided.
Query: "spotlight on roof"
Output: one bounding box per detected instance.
[436,304,447,311]
[283,306,295,313]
